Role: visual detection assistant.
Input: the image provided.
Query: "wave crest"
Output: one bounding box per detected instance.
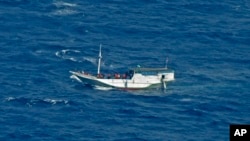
[51,1,79,16]
[4,97,70,107]
[55,49,83,62]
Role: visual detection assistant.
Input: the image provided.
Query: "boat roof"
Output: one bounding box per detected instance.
[131,67,173,73]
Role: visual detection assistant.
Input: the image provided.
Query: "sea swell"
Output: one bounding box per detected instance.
[0,0,249,140]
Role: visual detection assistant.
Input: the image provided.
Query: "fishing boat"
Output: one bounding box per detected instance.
[70,45,174,90]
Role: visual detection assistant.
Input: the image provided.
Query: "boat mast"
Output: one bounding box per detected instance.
[97,44,102,74]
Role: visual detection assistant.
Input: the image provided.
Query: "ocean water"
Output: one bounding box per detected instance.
[0,0,249,140]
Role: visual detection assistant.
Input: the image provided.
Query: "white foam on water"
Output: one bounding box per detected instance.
[53,1,77,8]
[5,97,15,101]
[44,98,68,105]
[51,1,79,16]
[69,57,77,62]
[4,97,68,106]
[83,57,97,65]
[55,51,60,57]
[93,85,114,91]
[52,9,78,16]
[180,98,193,102]
[55,49,82,62]
[70,75,82,82]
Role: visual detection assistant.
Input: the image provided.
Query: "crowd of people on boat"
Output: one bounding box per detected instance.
[80,70,134,79]
[97,73,132,79]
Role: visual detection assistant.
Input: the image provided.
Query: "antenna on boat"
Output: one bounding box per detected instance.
[97,44,102,74]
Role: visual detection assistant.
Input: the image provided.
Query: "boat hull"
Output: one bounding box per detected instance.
[70,71,174,90]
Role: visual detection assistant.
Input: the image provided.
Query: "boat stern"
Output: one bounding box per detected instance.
[159,71,175,82]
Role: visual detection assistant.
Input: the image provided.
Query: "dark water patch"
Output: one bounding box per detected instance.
[0,0,31,7]
[184,3,233,15]
[7,131,32,140]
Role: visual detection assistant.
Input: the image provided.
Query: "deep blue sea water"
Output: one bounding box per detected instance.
[0,0,249,140]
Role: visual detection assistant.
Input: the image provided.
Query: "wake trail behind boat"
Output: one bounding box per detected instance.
[55,49,94,63]
[55,49,121,70]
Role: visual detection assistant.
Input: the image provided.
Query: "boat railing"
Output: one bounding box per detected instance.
[95,73,132,79]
